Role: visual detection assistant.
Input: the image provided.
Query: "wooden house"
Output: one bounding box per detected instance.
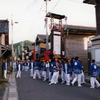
[0,20,11,79]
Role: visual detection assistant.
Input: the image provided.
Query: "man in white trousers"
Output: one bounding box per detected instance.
[63,58,71,86]
[33,59,41,79]
[71,57,83,87]
[16,61,22,78]
[49,58,60,85]
[29,60,34,77]
[3,59,8,79]
[90,59,100,89]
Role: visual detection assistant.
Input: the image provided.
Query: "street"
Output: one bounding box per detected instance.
[16,71,100,100]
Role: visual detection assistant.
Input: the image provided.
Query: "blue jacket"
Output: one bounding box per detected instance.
[16,64,22,71]
[98,68,100,76]
[33,62,41,70]
[41,63,47,71]
[24,62,28,66]
[29,62,34,69]
[73,60,82,74]
[90,63,98,77]
[51,62,60,72]
[63,62,70,74]
[3,62,7,70]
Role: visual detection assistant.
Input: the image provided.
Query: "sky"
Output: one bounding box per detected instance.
[0,0,96,44]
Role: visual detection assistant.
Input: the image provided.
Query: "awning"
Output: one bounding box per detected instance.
[46,12,66,19]
[0,43,11,58]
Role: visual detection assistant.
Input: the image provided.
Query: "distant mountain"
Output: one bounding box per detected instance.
[13,40,33,50]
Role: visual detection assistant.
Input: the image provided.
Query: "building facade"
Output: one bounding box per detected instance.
[0,20,11,79]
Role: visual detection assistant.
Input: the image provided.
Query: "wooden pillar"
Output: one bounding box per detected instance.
[95,0,100,35]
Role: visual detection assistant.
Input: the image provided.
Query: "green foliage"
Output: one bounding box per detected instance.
[13,40,33,50]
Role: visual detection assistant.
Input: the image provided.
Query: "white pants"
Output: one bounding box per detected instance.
[72,71,75,80]
[42,71,47,81]
[13,65,16,71]
[50,71,59,84]
[33,70,41,79]
[90,77,100,88]
[65,73,70,85]
[72,73,82,86]
[30,69,34,77]
[49,72,52,81]
[81,71,85,83]
[22,66,25,70]
[25,66,29,71]
[4,70,7,78]
[61,71,65,83]
[16,71,21,78]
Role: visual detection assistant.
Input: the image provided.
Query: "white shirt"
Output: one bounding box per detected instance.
[5,62,7,70]
[18,64,21,71]
[46,63,49,68]
[31,62,33,69]
[65,63,67,74]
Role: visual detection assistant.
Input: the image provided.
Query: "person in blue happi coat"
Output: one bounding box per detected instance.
[49,58,60,85]
[33,59,41,79]
[3,59,8,79]
[90,59,100,89]
[41,60,47,81]
[29,60,34,77]
[71,57,82,87]
[24,60,29,71]
[45,60,52,82]
[16,61,22,78]
[63,58,71,85]
[78,59,86,84]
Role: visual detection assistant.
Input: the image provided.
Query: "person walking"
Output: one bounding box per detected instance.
[63,58,71,86]
[13,61,17,71]
[46,60,52,82]
[41,60,47,81]
[24,60,29,71]
[29,60,34,77]
[33,59,41,79]
[71,57,82,87]
[16,61,22,78]
[59,59,65,84]
[3,59,8,79]
[49,58,60,85]
[78,59,86,84]
[90,59,100,89]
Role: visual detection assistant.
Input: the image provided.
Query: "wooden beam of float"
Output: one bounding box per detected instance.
[46,12,66,19]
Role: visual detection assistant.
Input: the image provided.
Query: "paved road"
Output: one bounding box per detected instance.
[16,71,100,100]
[0,87,5,100]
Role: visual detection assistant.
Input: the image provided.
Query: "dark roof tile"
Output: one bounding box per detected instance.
[0,20,9,34]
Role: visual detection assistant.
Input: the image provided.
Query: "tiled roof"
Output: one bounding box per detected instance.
[0,20,9,34]
[67,25,96,31]
[37,34,46,41]
[83,0,95,5]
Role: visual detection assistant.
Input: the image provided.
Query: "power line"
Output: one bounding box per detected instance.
[51,0,60,12]
[35,2,45,20]
[17,0,38,21]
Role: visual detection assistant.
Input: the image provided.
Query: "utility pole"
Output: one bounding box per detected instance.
[44,0,51,50]
[11,15,14,66]
[21,41,24,60]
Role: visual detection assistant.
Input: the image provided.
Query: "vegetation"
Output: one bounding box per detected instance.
[13,40,33,50]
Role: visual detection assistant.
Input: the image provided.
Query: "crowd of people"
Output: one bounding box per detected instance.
[3,57,100,89]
